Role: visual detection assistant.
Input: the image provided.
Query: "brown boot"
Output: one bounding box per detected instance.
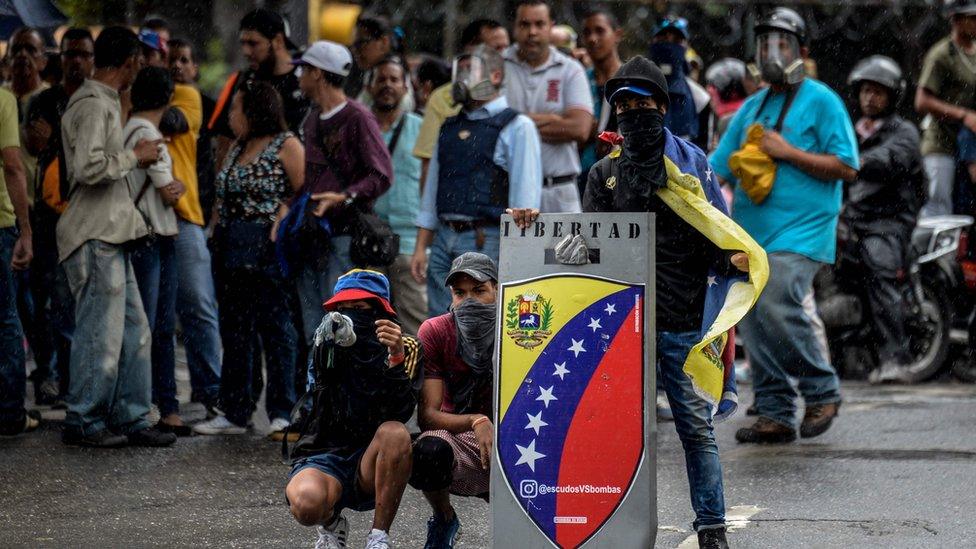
[800,402,840,439]
[735,416,796,444]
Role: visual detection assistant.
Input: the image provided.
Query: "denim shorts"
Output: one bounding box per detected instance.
[287,449,374,512]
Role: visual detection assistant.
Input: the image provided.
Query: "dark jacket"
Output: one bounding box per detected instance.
[583,143,735,332]
[290,335,423,460]
[844,115,925,229]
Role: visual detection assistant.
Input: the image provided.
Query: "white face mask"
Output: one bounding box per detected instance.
[756,32,804,85]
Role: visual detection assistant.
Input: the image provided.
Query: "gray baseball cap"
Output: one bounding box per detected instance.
[446,252,497,286]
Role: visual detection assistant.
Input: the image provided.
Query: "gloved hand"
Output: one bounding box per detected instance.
[554,234,590,265]
[314,311,357,348]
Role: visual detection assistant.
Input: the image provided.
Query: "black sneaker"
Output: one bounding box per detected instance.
[62,427,128,448]
[698,527,730,549]
[127,426,177,447]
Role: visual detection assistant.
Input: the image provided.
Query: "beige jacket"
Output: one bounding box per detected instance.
[57,79,146,262]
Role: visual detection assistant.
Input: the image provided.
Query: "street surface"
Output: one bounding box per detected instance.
[2,360,975,548]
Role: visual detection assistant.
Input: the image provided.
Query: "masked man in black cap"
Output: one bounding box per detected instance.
[409,252,499,549]
[511,55,768,549]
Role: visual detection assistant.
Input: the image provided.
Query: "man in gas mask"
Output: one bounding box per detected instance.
[410,45,542,317]
[842,56,924,383]
[710,7,858,444]
[284,269,422,549]
[410,252,499,549]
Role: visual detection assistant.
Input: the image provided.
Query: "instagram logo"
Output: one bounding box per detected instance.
[519,479,538,499]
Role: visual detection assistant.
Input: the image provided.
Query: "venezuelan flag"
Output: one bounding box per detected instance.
[498,275,645,549]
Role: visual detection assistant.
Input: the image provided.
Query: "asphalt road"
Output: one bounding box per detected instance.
[2,371,975,548]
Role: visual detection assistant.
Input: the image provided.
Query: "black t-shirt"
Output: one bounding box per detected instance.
[211,68,310,138]
[198,93,217,221]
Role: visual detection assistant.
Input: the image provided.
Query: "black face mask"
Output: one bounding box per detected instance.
[333,308,388,369]
[616,108,668,193]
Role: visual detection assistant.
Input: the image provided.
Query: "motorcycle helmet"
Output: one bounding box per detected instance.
[943,0,976,17]
[848,55,906,112]
[754,7,807,86]
[706,58,748,101]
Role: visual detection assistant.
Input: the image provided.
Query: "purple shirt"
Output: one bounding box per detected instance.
[303,99,392,233]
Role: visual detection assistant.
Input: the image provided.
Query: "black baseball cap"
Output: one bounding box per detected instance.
[446,252,498,287]
[240,8,297,51]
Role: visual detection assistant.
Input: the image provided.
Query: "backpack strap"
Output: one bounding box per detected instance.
[208,71,240,131]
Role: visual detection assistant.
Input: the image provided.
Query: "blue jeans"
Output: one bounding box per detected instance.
[216,262,297,427]
[296,235,352,346]
[174,220,221,406]
[23,244,74,396]
[426,226,500,317]
[658,330,726,531]
[62,240,152,436]
[738,252,841,427]
[131,236,179,417]
[0,227,26,427]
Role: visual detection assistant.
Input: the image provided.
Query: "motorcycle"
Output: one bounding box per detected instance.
[815,215,973,381]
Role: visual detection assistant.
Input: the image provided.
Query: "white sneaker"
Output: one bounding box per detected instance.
[364,529,390,549]
[315,513,348,549]
[192,415,246,435]
[268,417,291,437]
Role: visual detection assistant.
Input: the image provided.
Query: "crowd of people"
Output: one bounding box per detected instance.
[2,0,976,548]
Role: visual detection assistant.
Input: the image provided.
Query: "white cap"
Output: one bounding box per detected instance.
[292,40,352,76]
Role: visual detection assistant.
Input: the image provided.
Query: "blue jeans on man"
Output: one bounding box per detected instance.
[738,252,841,427]
[174,220,222,407]
[131,235,179,417]
[658,330,726,532]
[61,240,152,436]
[425,226,500,316]
[0,227,27,430]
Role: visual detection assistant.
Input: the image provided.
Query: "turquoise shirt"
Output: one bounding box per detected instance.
[374,111,422,254]
[709,79,859,263]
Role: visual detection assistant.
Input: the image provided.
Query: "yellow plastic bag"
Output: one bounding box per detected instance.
[728,123,777,205]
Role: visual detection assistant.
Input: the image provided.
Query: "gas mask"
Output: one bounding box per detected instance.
[450,53,497,106]
[756,32,805,86]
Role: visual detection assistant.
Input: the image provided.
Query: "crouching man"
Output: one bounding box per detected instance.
[410,252,498,548]
[284,270,423,549]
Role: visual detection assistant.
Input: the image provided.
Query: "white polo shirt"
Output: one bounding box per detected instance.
[502,45,593,179]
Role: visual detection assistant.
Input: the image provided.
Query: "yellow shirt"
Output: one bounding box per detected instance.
[412,83,461,160]
[168,84,204,226]
[3,82,47,203]
[0,89,20,228]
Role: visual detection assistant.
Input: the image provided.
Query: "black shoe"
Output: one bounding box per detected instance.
[698,527,729,549]
[745,402,758,416]
[154,421,194,437]
[62,427,128,448]
[0,410,42,436]
[34,380,60,406]
[127,426,177,447]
